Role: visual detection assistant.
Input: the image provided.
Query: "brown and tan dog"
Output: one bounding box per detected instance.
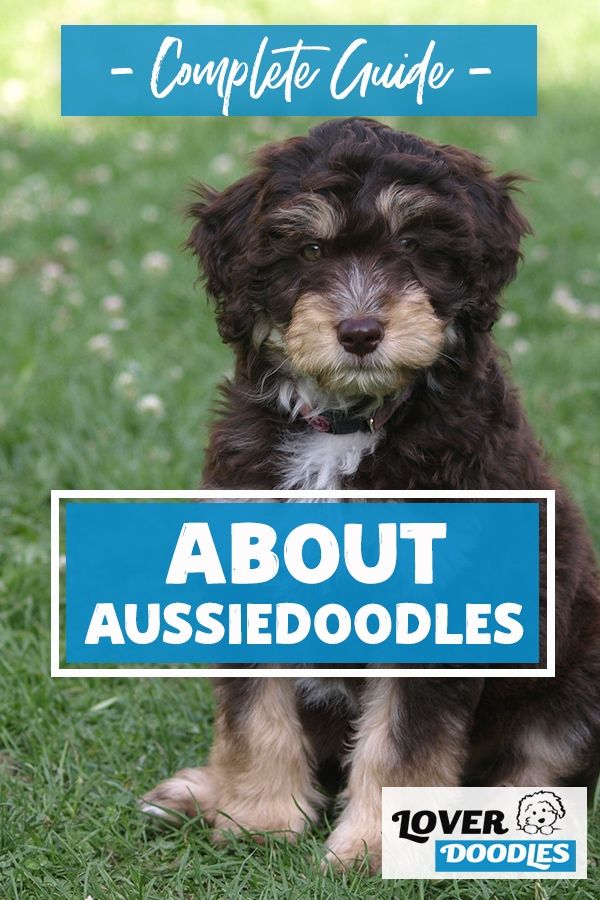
[142,118,600,872]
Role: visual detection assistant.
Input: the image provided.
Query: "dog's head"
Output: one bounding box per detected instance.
[517,791,565,830]
[188,118,530,400]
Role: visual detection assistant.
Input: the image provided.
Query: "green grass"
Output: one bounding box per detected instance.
[1,0,600,897]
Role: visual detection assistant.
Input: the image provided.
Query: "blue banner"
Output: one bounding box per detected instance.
[61,26,537,117]
[64,500,539,665]
[435,840,577,874]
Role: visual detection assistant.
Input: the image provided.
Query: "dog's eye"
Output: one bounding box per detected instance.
[300,243,322,261]
[399,237,419,253]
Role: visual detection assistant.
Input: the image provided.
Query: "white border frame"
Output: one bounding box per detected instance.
[50,489,555,679]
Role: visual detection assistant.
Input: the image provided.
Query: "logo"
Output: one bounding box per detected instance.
[517,790,565,835]
[382,787,587,880]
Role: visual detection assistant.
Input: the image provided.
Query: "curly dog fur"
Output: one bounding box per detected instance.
[143,118,600,872]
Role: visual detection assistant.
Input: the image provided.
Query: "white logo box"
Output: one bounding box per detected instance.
[382,786,587,879]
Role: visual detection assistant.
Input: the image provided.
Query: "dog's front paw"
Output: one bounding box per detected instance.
[212,788,317,842]
[522,824,538,835]
[323,813,381,874]
[141,765,319,841]
[140,765,219,824]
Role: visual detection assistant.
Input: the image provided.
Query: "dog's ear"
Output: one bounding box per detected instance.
[186,174,260,343]
[550,793,566,819]
[442,147,531,332]
[468,170,531,330]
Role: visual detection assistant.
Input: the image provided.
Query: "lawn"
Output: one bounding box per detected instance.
[1,0,600,898]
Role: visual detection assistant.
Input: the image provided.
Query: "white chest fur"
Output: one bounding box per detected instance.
[276,429,381,490]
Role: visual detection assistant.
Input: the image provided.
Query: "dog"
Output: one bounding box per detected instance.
[142,118,600,872]
[517,790,566,835]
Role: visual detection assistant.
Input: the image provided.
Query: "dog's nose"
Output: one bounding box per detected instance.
[337,317,384,356]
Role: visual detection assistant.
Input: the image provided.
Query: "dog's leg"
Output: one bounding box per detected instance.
[488,719,596,788]
[142,677,322,840]
[324,677,482,873]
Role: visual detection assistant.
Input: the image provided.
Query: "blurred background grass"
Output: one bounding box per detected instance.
[0,1,599,897]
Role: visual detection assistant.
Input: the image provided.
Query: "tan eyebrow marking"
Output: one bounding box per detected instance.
[270,193,344,240]
[375,184,438,231]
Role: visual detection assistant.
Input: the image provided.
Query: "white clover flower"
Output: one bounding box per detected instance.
[114,370,137,397]
[169,365,184,381]
[67,289,83,307]
[141,205,160,223]
[89,164,112,184]
[124,359,142,375]
[499,311,520,328]
[141,250,171,276]
[159,134,179,155]
[101,294,124,315]
[232,135,248,155]
[136,394,165,417]
[68,197,91,216]
[588,177,600,198]
[529,244,549,263]
[87,333,114,360]
[495,122,517,144]
[40,261,64,281]
[107,259,126,278]
[251,117,271,136]
[131,131,152,152]
[54,235,79,255]
[512,338,530,355]
[585,303,600,320]
[39,261,65,296]
[115,370,135,388]
[72,124,94,145]
[147,446,172,464]
[551,284,582,315]
[39,279,57,297]
[568,160,588,179]
[51,306,71,333]
[23,173,48,194]
[576,268,599,286]
[210,153,235,175]
[0,256,16,284]
[109,317,129,332]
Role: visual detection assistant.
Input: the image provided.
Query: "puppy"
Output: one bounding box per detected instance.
[143,118,600,872]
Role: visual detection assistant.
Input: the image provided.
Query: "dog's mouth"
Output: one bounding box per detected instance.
[304,356,414,399]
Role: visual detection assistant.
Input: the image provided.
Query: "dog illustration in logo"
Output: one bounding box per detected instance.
[517,791,565,835]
